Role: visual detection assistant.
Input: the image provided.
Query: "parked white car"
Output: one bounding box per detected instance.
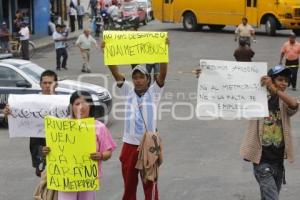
[0,59,112,123]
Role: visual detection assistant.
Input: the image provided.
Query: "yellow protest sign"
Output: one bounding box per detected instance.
[45,116,99,192]
[103,31,169,65]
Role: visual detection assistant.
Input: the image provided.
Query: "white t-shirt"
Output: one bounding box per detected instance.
[75,34,97,49]
[19,27,30,41]
[235,24,254,37]
[52,31,66,49]
[108,5,119,18]
[118,81,164,145]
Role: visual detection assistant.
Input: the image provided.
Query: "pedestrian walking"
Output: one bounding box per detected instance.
[77,1,85,30]
[233,38,255,62]
[53,25,68,70]
[69,2,77,32]
[19,22,30,60]
[88,0,98,17]
[76,29,98,73]
[279,32,300,91]
[240,65,299,200]
[0,22,11,53]
[42,90,116,200]
[235,17,256,46]
[4,70,59,177]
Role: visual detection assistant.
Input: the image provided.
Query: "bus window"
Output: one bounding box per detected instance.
[253,0,257,7]
[164,0,173,4]
[246,0,251,7]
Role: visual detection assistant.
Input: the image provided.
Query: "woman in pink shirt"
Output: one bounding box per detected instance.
[43,90,116,200]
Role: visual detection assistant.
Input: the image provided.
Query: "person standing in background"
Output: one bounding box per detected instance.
[76,29,98,73]
[279,33,300,91]
[69,2,77,32]
[53,25,68,70]
[234,38,255,62]
[19,22,30,60]
[235,17,256,46]
[0,22,11,53]
[77,1,85,30]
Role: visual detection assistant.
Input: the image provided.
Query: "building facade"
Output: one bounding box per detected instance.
[0,0,67,38]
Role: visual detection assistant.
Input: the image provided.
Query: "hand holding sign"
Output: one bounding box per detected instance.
[45,116,99,192]
[197,60,268,119]
[261,75,278,95]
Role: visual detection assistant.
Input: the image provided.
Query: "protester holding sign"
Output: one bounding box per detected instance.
[4,70,58,177]
[43,90,116,200]
[240,65,298,200]
[107,63,167,200]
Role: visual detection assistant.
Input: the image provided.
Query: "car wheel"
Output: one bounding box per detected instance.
[143,19,147,25]
[265,16,277,36]
[183,12,198,31]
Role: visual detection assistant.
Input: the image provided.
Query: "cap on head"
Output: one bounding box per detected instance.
[267,65,291,78]
[132,64,148,76]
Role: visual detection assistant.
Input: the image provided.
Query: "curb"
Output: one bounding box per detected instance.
[34,34,81,50]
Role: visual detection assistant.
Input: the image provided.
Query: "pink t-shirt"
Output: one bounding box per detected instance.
[281,41,300,61]
[95,120,117,178]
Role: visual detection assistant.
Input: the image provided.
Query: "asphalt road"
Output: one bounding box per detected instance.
[0,21,300,200]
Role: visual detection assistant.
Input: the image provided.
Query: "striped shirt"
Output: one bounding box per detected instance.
[118,81,164,145]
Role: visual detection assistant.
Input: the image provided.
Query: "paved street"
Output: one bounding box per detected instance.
[0,21,300,200]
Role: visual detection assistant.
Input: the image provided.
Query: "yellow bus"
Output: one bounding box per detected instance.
[152,0,300,35]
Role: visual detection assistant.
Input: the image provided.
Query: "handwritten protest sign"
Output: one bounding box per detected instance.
[197,60,268,119]
[45,116,99,192]
[103,31,169,65]
[8,94,69,138]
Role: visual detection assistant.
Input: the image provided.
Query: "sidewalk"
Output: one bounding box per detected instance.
[32,18,91,49]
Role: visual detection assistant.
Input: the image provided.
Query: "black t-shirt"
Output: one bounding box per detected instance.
[260,95,285,164]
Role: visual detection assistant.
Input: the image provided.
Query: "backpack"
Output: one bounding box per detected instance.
[33,171,58,200]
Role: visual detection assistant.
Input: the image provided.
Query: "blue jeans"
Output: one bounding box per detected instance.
[253,162,284,200]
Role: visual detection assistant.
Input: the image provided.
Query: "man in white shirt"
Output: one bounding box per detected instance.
[19,22,30,60]
[107,62,168,200]
[52,25,68,70]
[235,17,256,46]
[108,2,119,20]
[76,29,98,73]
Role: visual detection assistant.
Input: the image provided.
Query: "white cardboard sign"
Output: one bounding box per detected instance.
[197,60,268,119]
[8,94,70,138]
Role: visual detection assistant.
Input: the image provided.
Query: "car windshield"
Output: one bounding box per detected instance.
[123,3,137,11]
[138,2,147,8]
[19,63,45,83]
